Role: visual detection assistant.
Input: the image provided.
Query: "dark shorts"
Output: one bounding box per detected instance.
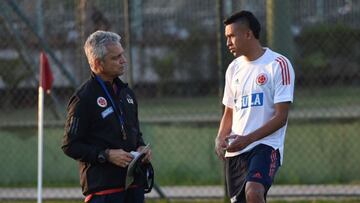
[225,144,281,203]
[89,187,144,203]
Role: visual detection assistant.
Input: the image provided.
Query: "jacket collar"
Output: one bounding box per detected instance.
[91,72,128,89]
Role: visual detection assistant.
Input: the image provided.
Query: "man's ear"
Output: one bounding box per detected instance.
[93,58,104,73]
[245,30,253,40]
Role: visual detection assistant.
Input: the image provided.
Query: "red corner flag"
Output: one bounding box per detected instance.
[39,51,53,94]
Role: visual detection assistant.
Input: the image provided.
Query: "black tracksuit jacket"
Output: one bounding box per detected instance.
[62,73,145,195]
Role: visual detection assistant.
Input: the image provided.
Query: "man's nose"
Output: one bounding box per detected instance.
[226,38,231,46]
[120,56,127,64]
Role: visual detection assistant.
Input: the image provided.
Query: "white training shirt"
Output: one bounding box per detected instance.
[222,48,295,164]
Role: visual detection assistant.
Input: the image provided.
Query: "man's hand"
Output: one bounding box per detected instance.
[107,149,134,168]
[137,145,152,163]
[215,136,227,160]
[226,135,252,152]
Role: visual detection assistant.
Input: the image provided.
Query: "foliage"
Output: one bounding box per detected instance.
[149,16,218,97]
[0,59,31,88]
[295,24,360,86]
[151,52,176,96]
[0,59,34,108]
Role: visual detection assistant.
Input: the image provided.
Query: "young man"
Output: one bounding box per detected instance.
[215,11,295,203]
[62,31,152,203]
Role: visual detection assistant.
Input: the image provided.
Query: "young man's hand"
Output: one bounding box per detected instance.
[226,135,252,152]
[215,136,227,160]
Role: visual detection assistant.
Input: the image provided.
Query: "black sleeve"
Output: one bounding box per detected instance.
[131,90,146,147]
[62,95,102,164]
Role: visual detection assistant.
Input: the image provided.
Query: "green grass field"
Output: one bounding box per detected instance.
[137,86,360,121]
[0,119,359,186]
[1,86,359,124]
[2,200,360,203]
[0,86,359,189]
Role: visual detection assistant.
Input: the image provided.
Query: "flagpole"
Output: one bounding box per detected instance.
[38,51,53,203]
[37,85,44,203]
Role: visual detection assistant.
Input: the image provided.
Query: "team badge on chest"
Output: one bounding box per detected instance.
[97,97,107,108]
[256,73,268,86]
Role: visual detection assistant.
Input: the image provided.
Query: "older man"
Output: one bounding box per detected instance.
[62,30,151,203]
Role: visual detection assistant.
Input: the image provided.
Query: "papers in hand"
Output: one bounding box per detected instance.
[125,144,150,189]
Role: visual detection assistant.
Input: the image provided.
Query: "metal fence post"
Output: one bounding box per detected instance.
[266,0,294,61]
[123,0,133,87]
[216,0,229,202]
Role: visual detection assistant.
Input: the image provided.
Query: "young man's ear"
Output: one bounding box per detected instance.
[245,30,253,40]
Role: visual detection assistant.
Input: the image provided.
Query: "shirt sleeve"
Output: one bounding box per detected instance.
[62,95,102,164]
[273,56,295,104]
[222,65,235,108]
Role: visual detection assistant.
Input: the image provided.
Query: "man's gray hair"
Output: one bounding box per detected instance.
[84,30,121,65]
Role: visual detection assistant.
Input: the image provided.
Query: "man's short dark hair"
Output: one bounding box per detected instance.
[223,10,261,39]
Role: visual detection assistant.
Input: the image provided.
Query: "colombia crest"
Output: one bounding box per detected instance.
[97,97,107,108]
[256,73,268,86]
